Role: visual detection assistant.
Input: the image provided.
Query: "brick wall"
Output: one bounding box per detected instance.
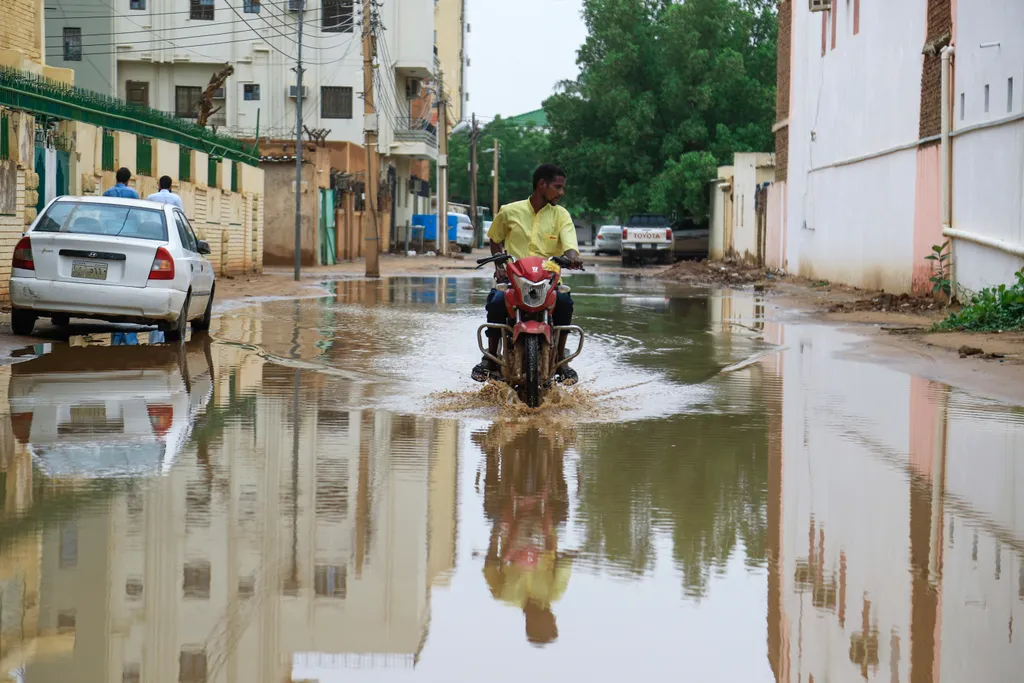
[0,0,42,63]
[918,0,952,140]
[775,0,792,181]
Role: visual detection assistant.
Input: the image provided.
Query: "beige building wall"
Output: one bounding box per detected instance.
[0,111,264,303]
[435,0,467,122]
[0,0,44,65]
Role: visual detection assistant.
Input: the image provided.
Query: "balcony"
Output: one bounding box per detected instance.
[390,118,438,160]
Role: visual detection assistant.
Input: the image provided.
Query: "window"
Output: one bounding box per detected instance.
[60,522,77,568]
[321,86,353,119]
[183,561,211,599]
[123,664,141,683]
[238,576,255,598]
[179,649,207,683]
[63,28,82,62]
[130,0,146,9]
[57,610,77,633]
[243,84,260,101]
[175,86,202,118]
[126,577,144,599]
[1009,78,1015,114]
[35,202,169,241]
[314,565,347,598]
[243,0,260,13]
[322,0,354,33]
[984,84,990,113]
[960,93,965,121]
[175,213,198,252]
[189,0,214,21]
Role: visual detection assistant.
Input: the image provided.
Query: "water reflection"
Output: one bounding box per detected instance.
[0,281,1018,682]
[475,424,575,646]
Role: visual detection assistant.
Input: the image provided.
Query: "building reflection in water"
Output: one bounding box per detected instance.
[0,326,460,683]
[763,322,1024,683]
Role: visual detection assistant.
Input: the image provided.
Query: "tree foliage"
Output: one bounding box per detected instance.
[543,0,777,220]
[439,117,553,215]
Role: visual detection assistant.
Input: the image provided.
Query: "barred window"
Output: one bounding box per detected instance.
[321,86,353,119]
[243,0,261,13]
[175,86,202,119]
[322,0,354,33]
[190,0,214,21]
[244,84,260,101]
[63,28,82,62]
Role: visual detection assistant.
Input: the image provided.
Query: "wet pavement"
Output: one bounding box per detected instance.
[0,273,1021,682]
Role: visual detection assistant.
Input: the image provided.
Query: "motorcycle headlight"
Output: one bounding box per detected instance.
[514,276,552,308]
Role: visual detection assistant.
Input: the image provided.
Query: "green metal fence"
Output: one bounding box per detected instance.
[0,112,8,160]
[137,136,152,176]
[179,146,192,182]
[0,67,258,166]
[208,156,219,188]
[101,128,114,171]
[231,161,239,192]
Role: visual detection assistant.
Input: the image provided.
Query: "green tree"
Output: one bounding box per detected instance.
[436,116,553,216]
[544,0,777,220]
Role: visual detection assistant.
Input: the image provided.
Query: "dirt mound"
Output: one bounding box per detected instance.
[828,292,946,314]
[656,259,776,286]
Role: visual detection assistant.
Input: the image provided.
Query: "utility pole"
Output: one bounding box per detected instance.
[362,0,380,277]
[436,72,449,257]
[469,113,480,248]
[293,1,305,282]
[491,137,499,221]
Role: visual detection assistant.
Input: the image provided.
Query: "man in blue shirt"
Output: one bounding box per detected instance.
[146,175,184,210]
[103,167,140,199]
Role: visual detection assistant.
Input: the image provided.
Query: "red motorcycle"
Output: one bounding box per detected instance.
[476,254,585,408]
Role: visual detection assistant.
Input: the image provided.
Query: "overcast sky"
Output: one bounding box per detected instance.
[466,0,588,120]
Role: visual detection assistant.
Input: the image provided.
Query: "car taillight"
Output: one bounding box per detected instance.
[597,234,604,240]
[666,228,673,241]
[147,404,174,436]
[12,236,33,271]
[622,229,628,240]
[149,247,175,280]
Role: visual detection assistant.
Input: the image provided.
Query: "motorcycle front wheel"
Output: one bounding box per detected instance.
[524,335,542,408]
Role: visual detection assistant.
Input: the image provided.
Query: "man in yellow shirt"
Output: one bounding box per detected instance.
[473,164,583,384]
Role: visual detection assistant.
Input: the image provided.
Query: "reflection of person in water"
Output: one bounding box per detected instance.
[474,423,575,646]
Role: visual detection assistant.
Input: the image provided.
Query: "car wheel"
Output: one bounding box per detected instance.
[51,314,71,328]
[11,308,36,336]
[193,288,214,332]
[461,244,472,254]
[166,294,190,343]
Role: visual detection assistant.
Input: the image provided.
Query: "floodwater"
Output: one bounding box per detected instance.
[0,273,1021,683]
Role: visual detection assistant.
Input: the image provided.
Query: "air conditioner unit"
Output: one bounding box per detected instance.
[287,0,304,11]
[406,78,422,99]
[809,0,831,11]
[212,87,226,99]
[288,85,309,98]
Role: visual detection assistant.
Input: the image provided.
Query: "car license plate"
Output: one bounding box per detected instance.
[71,261,108,280]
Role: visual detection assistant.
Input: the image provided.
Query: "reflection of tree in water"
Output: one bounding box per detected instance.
[474,422,576,646]
[575,410,769,598]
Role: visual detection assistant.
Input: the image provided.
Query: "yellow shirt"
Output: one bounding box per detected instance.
[487,199,579,259]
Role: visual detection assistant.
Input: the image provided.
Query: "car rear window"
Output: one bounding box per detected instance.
[34,202,168,241]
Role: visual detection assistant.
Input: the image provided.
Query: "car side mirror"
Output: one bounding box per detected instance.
[196,240,211,255]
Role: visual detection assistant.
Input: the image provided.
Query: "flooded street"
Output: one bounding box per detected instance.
[0,274,1021,682]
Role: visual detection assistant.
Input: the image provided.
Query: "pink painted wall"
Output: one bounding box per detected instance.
[766,181,787,270]
[912,145,943,295]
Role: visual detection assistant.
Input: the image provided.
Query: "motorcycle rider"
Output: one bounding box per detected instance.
[472,163,583,384]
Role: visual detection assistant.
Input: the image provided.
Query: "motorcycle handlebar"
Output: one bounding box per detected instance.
[474,253,585,271]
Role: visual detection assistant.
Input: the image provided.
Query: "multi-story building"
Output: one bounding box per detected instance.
[771,0,1024,295]
[47,0,469,263]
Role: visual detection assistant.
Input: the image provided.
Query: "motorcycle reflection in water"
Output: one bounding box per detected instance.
[474,424,576,646]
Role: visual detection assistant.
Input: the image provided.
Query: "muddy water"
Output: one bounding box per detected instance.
[0,275,1021,682]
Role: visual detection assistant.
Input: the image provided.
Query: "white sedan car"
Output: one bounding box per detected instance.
[9,196,216,340]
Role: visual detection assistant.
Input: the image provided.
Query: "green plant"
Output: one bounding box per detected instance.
[934,270,1024,332]
[925,241,952,297]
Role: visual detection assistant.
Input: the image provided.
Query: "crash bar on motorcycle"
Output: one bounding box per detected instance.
[553,325,585,368]
[477,323,511,368]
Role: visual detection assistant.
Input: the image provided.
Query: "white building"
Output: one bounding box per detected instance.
[772,0,1024,295]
